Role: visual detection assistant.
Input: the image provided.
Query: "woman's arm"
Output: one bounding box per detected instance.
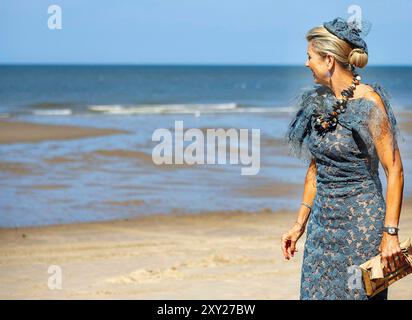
[281,158,317,260]
[380,146,404,273]
[366,91,405,273]
[296,158,317,228]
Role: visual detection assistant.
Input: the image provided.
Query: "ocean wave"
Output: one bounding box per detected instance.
[33,109,73,116]
[87,103,292,115]
[23,103,298,117]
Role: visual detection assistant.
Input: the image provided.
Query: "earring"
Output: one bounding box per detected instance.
[326,70,331,77]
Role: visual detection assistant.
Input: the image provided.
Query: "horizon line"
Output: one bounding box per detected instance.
[1,63,411,67]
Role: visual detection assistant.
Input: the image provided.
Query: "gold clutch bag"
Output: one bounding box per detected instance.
[359,238,412,298]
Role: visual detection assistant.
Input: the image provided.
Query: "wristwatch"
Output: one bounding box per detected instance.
[384,226,399,235]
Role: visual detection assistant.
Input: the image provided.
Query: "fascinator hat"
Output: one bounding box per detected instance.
[323,17,371,54]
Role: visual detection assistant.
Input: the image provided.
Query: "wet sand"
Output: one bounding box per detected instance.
[0,120,130,144]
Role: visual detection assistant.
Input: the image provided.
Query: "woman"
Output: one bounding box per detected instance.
[281,17,404,300]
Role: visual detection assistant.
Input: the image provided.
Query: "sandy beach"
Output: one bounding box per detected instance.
[2,2,412,301]
[1,117,412,299]
[1,199,412,299]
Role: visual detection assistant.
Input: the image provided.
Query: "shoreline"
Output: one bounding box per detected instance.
[2,195,412,231]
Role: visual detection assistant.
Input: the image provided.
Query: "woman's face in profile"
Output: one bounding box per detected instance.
[305,41,329,86]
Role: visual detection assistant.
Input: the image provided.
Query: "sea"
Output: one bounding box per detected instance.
[1,65,411,227]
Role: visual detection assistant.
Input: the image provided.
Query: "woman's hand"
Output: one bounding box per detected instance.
[281,223,305,260]
[379,232,404,274]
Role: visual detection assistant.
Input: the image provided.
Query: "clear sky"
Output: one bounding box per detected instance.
[0,0,410,65]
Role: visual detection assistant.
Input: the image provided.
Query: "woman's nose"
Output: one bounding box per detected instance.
[305,60,310,67]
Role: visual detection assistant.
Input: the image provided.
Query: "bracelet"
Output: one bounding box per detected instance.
[294,221,306,231]
[301,201,312,211]
[294,221,304,228]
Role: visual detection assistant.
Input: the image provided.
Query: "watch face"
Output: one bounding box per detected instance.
[386,227,397,235]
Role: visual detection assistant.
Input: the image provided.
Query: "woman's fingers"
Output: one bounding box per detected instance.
[398,251,406,265]
[281,234,290,259]
[381,254,388,273]
[388,255,396,273]
[393,248,403,269]
[289,240,297,257]
[383,251,400,273]
[281,230,300,260]
[393,252,400,269]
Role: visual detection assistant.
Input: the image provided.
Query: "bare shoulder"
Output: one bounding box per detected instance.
[359,84,386,112]
[352,84,373,99]
[364,91,385,110]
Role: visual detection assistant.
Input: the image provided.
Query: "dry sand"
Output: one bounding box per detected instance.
[1,200,412,300]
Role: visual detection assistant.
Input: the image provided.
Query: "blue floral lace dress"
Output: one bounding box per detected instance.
[285,83,401,300]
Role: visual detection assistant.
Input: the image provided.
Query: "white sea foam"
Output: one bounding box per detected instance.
[87,103,293,115]
[33,109,73,116]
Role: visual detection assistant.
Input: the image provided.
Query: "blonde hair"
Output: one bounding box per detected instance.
[306,26,368,69]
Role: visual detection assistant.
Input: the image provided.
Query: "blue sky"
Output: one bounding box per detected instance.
[0,0,411,65]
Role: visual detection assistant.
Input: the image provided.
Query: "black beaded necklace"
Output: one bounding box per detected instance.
[314,73,361,135]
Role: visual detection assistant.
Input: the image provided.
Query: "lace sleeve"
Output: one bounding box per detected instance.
[355,84,403,162]
[283,85,321,163]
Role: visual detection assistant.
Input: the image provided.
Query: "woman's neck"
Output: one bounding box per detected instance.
[328,70,355,99]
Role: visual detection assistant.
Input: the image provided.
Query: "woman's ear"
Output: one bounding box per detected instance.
[325,54,335,69]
